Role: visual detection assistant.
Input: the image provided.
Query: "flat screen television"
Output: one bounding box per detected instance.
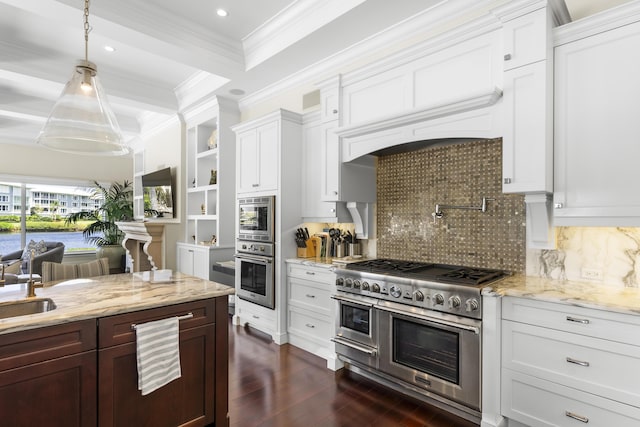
[142,167,174,218]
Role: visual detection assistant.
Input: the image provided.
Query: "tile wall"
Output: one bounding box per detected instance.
[376,138,526,273]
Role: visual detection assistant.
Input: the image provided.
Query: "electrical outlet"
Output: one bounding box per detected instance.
[581,268,603,281]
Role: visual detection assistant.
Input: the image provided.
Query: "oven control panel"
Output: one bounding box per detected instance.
[335,271,482,319]
[236,240,274,257]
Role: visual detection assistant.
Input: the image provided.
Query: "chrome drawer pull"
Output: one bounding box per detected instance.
[305,294,316,298]
[305,323,315,328]
[566,316,590,324]
[565,411,589,423]
[566,357,590,367]
[252,315,260,319]
[306,271,316,275]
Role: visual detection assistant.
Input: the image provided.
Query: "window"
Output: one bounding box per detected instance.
[0,181,102,255]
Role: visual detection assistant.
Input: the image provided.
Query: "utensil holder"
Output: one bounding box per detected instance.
[335,242,346,258]
[347,243,361,256]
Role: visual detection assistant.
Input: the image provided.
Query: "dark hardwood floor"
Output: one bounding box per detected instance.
[228,319,478,427]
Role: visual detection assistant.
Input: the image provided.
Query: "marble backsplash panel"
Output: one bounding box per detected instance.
[376,138,526,273]
[527,227,640,288]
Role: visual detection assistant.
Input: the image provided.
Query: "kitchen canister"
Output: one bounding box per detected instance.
[347,242,361,257]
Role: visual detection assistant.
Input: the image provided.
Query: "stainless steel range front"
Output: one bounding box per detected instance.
[332,259,508,423]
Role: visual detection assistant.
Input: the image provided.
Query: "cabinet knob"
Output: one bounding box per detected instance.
[503,178,511,184]
[332,109,338,114]
[252,183,259,187]
[504,53,512,61]
[333,191,338,195]
[330,208,336,213]
[554,203,564,209]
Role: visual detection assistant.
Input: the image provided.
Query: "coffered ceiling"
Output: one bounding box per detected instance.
[0,0,632,151]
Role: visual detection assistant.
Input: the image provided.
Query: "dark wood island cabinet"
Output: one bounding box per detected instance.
[0,296,229,427]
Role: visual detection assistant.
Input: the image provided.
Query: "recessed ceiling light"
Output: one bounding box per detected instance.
[216,9,228,17]
[104,45,116,53]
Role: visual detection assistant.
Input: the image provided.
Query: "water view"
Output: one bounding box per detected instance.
[0,231,97,255]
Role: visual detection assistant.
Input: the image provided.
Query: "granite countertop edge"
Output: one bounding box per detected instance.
[0,272,235,335]
[483,274,640,316]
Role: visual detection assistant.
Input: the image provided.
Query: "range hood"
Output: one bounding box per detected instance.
[334,88,503,162]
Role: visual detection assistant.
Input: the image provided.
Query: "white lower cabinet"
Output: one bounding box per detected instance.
[501,297,640,426]
[286,261,341,370]
[235,298,276,337]
[176,243,211,280]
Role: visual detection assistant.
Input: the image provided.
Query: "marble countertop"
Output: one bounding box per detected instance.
[286,256,367,268]
[485,274,640,316]
[0,272,235,335]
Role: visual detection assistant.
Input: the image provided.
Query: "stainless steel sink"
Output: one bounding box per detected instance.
[0,298,57,319]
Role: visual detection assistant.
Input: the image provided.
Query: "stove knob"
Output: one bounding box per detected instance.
[336,277,344,287]
[465,299,479,312]
[413,290,424,302]
[371,283,381,293]
[361,281,370,291]
[353,280,361,289]
[345,278,353,287]
[448,296,461,309]
[389,285,402,298]
[434,294,445,305]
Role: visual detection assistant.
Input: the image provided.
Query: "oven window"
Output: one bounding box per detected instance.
[393,318,459,384]
[239,205,268,232]
[239,261,267,296]
[341,304,370,335]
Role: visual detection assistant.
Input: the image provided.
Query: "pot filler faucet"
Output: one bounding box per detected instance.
[432,197,494,223]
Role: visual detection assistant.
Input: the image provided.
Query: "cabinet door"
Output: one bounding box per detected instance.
[176,245,195,276]
[256,121,279,193]
[236,129,259,194]
[320,122,340,201]
[98,324,215,427]
[502,60,552,193]
[193,246,211,280]
[0,352,97,427]
[502,7,548,70]
[554,21,640,224]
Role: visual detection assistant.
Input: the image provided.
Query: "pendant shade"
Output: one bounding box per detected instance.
[37,61,130,156]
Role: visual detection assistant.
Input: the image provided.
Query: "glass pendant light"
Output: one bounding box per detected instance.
[37,0,130,156]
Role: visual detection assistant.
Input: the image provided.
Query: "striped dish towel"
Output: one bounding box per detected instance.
[135,317,182,396]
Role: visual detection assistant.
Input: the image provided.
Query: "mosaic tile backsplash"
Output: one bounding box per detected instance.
[377,138,526,273]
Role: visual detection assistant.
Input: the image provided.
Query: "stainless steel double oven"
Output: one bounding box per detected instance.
[235,196,276,309]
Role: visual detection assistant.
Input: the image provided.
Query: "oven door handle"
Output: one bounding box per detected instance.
[376,305,481,335]
[234,254,272,264]
[330,294,375,307]
[331,337,377,356]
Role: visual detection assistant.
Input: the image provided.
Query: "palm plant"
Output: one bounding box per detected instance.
[65,181,134,246]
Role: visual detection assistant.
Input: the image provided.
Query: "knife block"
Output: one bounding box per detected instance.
[297,237,318,258]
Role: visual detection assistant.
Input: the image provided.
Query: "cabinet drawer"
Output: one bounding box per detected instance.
[503,320,640,407]
[288,278,333,316]
[236,299,275,332]
[287,263,335,284]
[98,299,215,348]
[502,369,640,427]
[0,320,96,371]
[502,297,640,346]
[288,306,332,343]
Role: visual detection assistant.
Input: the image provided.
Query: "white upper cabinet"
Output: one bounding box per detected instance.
[236,120,279,194]
[501,6,548,70]
[554,13,640,225]
[495,3,558,194]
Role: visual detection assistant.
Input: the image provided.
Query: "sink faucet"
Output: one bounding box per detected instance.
[26,249,43,298]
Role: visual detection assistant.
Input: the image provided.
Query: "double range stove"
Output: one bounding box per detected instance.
[335,258,509,321]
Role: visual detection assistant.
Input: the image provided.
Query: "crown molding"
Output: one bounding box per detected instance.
[175,71,231,112]
[180,95,239,127]
[554,0,640,46]
[243,0,366,70]
[238,0,499,112]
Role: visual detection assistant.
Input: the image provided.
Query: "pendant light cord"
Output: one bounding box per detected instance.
[83,0,91,63]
